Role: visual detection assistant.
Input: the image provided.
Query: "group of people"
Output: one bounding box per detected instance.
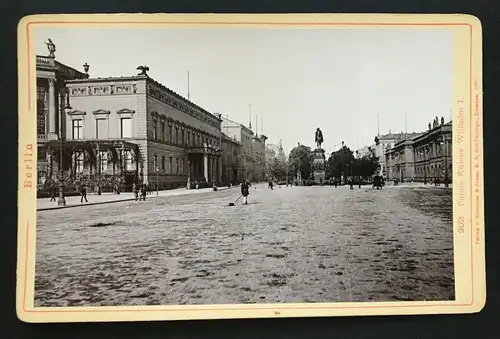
[49,183,89,203]
[132,183,154,201]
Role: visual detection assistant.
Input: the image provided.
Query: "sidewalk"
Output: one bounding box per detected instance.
[387,182,451,189]
[37,185,233,211]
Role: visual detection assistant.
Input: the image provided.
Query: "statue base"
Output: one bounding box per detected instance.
[310,148,326,184]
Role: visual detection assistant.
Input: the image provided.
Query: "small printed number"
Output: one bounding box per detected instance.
[457,217,465,234]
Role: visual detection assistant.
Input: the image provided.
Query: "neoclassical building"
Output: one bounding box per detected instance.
[251,134,268,182]
[36,49,89,188]
[37,50,228,192]
[221,133,243,184]
[58,70,224,191]
[222,117,255,181]
[385,118,452,183]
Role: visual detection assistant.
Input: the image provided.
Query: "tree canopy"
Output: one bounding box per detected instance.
[326,144,380,183]
[288,144,313,180]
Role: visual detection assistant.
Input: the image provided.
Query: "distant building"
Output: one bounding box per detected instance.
[221,133,242,184]
[265,141,287,181]
[222,117,254,181]
[358,132,421,177]
[252,134,268,182]
[385,119,452,183]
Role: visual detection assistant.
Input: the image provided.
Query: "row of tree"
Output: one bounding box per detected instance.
[266,143,381,184]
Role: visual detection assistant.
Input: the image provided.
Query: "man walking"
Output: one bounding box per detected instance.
[79,184,88,203]
[241,181,250,205]
[140,184,147,201]
[49,183,57,202]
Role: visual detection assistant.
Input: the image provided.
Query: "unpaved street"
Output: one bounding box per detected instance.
[34,184,454,306]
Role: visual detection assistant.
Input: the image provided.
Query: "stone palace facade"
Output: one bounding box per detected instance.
[385,118,452,184]
[35,40,268,195]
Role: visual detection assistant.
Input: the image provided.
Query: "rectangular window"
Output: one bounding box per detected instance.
[99,151,108,172]
[124,151,133,171]
[153,120,157,140]
[121,118,132,138]
[187,131,191,146]
[153,155,158,172]
[72,119,83,140]
[76,151,84,173]
[96,119,108,139]
[161,122,165,141]
[168,157,172,173]
[161,156,166,172]
[180,158,184,174]
[175,157,179,173]
[175,127,179,144]
[168,126,172,143]
[181,130,185,145]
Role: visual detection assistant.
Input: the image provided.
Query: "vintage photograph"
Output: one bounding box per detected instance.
[32,23,456,308]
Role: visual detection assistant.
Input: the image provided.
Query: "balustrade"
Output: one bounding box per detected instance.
[36,55,55,67]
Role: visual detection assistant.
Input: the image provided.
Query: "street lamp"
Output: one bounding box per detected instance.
[156,166,159,196]
[58,89,71,206]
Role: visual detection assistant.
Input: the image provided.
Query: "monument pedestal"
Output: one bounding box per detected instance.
[310,148,326,184]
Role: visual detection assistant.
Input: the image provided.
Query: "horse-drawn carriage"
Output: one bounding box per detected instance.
[372,175,385,190]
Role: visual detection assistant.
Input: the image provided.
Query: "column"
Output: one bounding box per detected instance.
[48,78,57,139]
[203,154,209,182]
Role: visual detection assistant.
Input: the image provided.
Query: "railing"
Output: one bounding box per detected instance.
[36,55,55,67]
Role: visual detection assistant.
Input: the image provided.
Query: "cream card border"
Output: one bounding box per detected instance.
[16,13,485,323]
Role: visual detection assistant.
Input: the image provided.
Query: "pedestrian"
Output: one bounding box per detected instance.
[140,184,147,201]
[50,183,57,202]
[147,183,152,195]
[241,181,250,205]
[195,180,199,190]
[79,184,88,203]
[133,183,138,201]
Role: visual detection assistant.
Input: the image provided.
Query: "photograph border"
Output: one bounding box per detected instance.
[17,13,485,323]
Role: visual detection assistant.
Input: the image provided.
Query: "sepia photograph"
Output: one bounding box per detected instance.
[17,14,485,322]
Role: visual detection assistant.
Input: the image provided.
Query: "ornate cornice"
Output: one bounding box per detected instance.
[67,109,87,116]
[117,108,136,115]
[92,109,111,115]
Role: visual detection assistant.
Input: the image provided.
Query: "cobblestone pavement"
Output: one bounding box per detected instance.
[34,184,454,306]
[37,186,229,210]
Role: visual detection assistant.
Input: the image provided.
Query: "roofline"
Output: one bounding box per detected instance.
[66,74,222,123]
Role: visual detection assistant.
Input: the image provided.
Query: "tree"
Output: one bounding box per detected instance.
[288,145,312,181]
[270,157,287,182]
[326,145,355,184]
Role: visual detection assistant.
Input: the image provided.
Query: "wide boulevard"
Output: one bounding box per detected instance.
[35,183,454,306]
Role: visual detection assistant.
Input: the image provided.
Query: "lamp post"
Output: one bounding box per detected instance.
[58,89,71,206]
[341,141,345,185]
[156,166,159,196]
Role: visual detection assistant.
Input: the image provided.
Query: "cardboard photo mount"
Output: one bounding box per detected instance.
[17,13,485,323]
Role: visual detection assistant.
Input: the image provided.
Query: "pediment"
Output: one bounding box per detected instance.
[67,109,87,116]
[92,109,111,115]
[117,108,136,115]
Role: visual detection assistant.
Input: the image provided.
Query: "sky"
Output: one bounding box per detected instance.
[35,26,452,155]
